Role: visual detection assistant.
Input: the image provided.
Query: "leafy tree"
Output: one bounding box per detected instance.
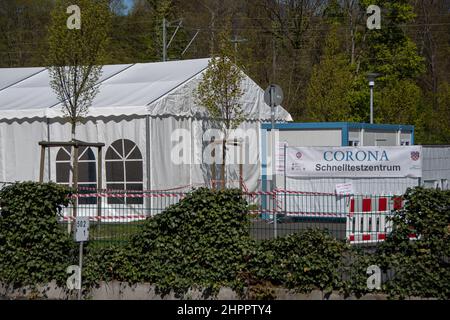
[47,0,110,140]
[0,0,54,67]
[423,83,450,144]
[305,27,356,122]
[358,0,425,79]
[377,79,424,128]
[196,27,245,189]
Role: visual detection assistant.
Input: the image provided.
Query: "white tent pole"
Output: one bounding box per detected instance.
[190,117,194,188]
[46,118,51,182]
[145,115,151,215]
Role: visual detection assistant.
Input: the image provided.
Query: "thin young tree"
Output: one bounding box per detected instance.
[48,0,110,141]
[196,27,245,189]
[47,0,110,189]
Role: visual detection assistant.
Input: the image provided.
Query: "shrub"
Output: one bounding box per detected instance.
[0,182,74,287]
[88,188,253,296]
[376,187,450,299]
[248,229,347,294]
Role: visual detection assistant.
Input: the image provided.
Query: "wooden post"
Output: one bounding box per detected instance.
[97,146,102,217]
[73,145,79,218]
[39,145,46,183]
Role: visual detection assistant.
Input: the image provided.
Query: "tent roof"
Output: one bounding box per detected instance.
[0,58,292,121]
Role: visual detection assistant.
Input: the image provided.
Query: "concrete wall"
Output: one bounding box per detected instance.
[0,281,393,300]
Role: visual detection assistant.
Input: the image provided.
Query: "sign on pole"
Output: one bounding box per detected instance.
[75,217,89,242]
[264,84,283,240]
[264,84,283,107]
[73,216,89,300]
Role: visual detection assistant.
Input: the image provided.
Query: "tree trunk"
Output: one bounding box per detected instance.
[70,121,77,186]
[71,121,76,141]
[70,121,78,229]
[221,139,226,189]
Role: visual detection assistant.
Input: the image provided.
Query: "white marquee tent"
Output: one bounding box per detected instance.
[0,58,292,195]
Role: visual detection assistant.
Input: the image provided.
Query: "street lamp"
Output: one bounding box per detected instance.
[367,73,381,124]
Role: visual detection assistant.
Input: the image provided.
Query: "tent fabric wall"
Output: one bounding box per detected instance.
[0,120,48,182]
[47,117,147,186]
[149,116,192,190]
[0,59,287,193]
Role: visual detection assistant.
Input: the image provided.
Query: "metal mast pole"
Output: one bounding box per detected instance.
[270,85,277,238]
[162,18,167,62]
[370,83,374,124]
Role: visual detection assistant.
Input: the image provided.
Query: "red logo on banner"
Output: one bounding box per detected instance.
[410,151,420,161]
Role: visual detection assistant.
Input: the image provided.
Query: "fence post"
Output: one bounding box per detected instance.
[39,145,45,183]
[284,144,287,216]
[97,146,102,217]
[273,191,278,238]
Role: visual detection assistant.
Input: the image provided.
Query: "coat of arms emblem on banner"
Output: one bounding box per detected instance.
[410,151,420,161]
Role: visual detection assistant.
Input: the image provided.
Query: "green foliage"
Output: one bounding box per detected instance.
[359,0,425,79]
[196,26,245,133]
[47,0,111,136]
[376,79,424,126]
[376,187,450,299]
[248,229,347,294]
[305,27,356,122]
[340,247,378,298]
[84,188,252,296]
[0,0,54,67]
[0,182,74,287]
[1,184,449,299]
[422,83,450,144]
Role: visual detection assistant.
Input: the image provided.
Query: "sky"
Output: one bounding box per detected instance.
[124,0,133,12]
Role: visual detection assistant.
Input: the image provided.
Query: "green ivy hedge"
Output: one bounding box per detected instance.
[0,182,75,287]
[84,188,253,297]
[248,230,346,294]
[375,187,450,299]
[1,183,448,299]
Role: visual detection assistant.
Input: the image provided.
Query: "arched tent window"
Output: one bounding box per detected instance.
[105,139,143,205]
[55,146,97,204]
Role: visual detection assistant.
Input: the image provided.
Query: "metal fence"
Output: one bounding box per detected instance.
[57,188,404,247]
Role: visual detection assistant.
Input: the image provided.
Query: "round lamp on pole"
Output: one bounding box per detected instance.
[367,73,381,124]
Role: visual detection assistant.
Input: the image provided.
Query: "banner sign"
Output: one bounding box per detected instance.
[286,146,422,178]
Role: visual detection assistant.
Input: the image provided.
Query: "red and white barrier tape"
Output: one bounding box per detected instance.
[72,193,185,199]
[61,215,148,221]
[71,188,402,199]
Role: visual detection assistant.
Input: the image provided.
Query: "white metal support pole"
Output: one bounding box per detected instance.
[369,81,374,124]
[284,144,287,216]
[270,85,277,238]
[360,128,365,146]
[78,241,83,300]
[145,115,151,216]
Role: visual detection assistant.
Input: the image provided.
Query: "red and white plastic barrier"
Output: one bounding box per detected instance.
[346,196,417,244]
